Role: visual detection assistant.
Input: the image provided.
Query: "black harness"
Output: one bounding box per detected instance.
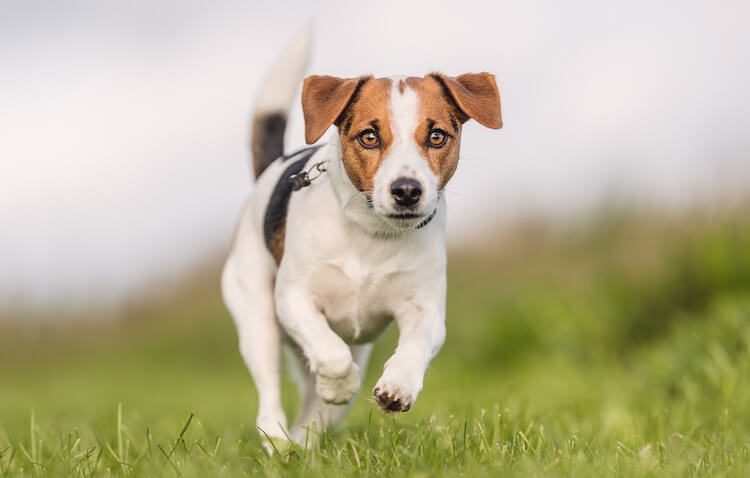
[262,146,323,253]
[262,145,437,256]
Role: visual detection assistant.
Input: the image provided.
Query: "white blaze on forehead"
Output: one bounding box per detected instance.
[370,77,439,215]
[383,77,436,179]
[388,77,420,152]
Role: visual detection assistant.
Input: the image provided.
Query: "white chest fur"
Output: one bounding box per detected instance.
[276,163,447,345]
[307,245,426,343]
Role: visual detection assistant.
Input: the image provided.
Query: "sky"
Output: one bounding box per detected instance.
[1,0,749,305]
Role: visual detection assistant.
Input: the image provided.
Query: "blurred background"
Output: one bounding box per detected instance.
[2,0,750,304]
[1,0,750,470]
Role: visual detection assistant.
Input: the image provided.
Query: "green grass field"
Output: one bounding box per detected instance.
[2,208,750,477]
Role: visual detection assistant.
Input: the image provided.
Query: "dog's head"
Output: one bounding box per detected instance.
[302,74,502,228]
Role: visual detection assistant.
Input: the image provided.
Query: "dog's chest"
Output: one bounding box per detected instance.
[308,254,416,344]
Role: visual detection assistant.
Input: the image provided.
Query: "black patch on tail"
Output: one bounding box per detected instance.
[252,112,287,178]
[263,146,323,260]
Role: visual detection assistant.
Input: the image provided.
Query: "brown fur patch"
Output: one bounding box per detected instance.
[405,76,465,189]
[302,76,368,144]
[431,72,503,129]
[301,72,501,194]
[268,229,285,263]
[336,78,394,193]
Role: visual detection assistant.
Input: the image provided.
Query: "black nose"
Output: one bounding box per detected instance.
[390,177,423,208]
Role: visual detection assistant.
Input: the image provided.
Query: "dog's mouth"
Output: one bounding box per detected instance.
[385,208,438,230]
[357,193,429,224]
[386,213,425,220]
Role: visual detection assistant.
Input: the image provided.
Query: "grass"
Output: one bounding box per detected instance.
[1,207,750,476]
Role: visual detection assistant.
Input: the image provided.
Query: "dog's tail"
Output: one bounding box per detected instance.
[250,25,313,178]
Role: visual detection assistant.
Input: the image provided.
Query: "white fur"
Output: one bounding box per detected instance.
[223,75,448,448]
[254,24,313,114]
[371,78,440,220]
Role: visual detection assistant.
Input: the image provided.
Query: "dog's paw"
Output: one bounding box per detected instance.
[260,434,296,456]
[315,362,360,404]
[312,343,355,378]
[256,419,292,456]
[373,368,421,413]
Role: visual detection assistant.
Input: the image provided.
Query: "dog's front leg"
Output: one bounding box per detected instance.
[276,286,360,405]
[373,301,446,412]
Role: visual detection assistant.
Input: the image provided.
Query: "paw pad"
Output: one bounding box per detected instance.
[373,387,412,412]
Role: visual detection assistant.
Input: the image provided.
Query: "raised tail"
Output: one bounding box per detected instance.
[250,25,313,178]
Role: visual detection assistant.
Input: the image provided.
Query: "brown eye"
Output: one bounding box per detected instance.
[357,129,380,149]
[428,129,448,148]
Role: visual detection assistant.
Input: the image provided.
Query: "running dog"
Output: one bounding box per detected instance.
[222,29,502,446]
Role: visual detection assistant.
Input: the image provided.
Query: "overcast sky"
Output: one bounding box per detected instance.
[1,0,749,304]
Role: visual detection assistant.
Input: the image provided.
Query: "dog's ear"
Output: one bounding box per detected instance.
[433,72,502,129]
[302,76,364,144]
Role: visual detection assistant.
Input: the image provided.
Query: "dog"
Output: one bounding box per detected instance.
[222,29,502,446]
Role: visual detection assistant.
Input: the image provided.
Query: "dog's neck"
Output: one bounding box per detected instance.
[323,136,442,238]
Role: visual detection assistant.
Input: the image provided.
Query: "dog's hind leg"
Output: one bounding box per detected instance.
[222,249,288,447]
[289,344,372,445]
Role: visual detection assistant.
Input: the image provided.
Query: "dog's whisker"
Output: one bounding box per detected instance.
[442,188,474,197]
[343,189,375,210]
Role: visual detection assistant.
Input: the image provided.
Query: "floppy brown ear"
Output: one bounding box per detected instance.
[301,75,364,144]
[433,72,502,129]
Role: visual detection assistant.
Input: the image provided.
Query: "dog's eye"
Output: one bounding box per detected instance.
[357,130,380,149]
[428,129,448,148]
